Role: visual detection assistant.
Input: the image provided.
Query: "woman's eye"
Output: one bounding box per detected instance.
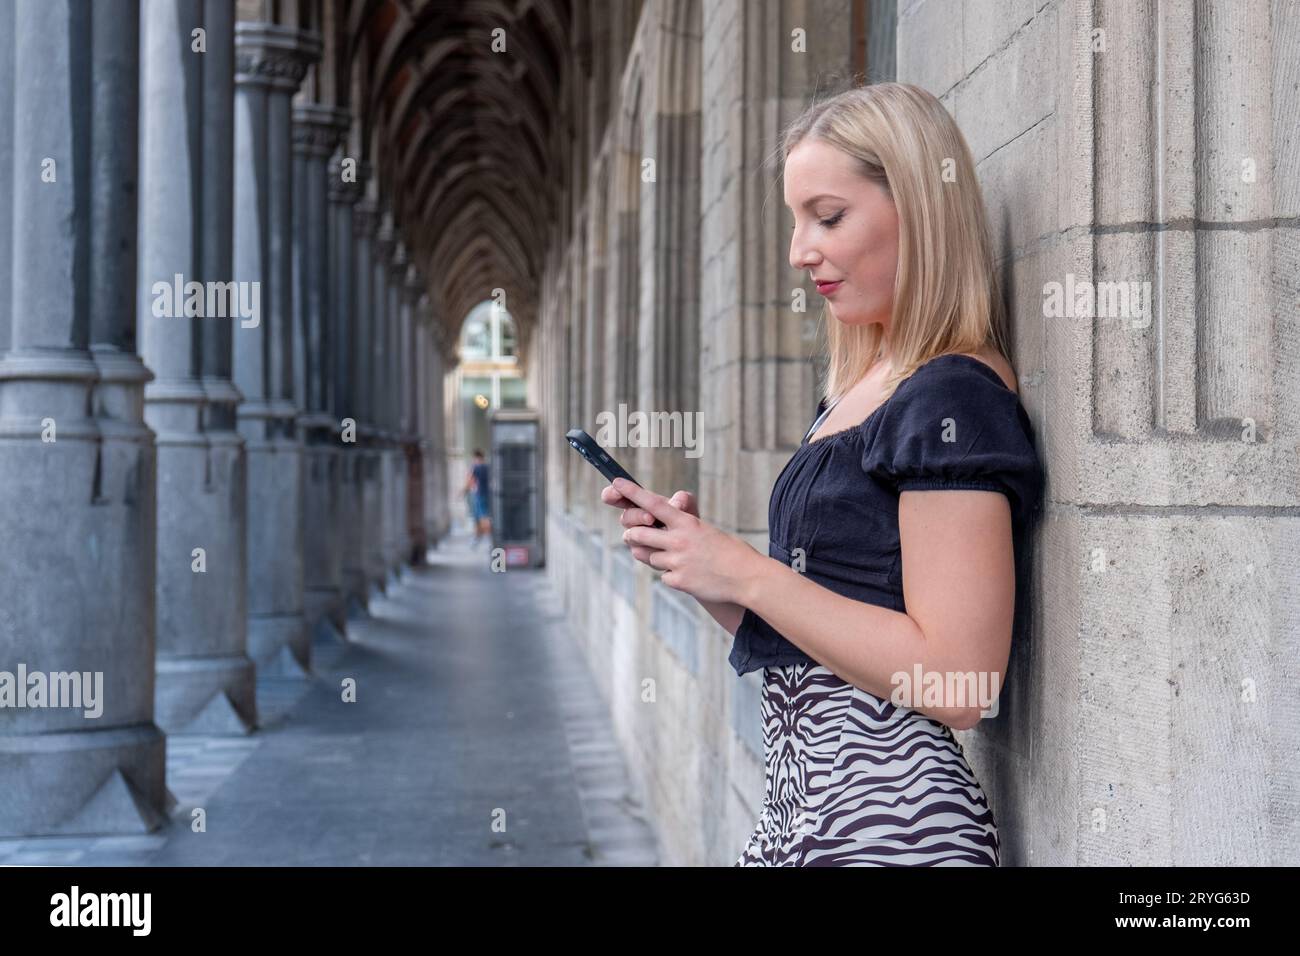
[819,211,844,228]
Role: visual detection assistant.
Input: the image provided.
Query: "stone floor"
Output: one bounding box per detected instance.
[0,529,659,866]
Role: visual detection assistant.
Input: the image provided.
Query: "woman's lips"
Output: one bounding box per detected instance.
[815,280,843,296]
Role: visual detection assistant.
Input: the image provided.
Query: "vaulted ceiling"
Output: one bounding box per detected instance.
[242,0,640,365]
[352,0,570,359]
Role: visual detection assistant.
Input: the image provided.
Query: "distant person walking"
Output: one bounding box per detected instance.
[463,449,492,545]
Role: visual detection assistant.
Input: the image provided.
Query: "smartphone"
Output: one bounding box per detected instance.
[565,428,665,529]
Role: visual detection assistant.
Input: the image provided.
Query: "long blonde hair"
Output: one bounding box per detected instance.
[781,83,1011,403]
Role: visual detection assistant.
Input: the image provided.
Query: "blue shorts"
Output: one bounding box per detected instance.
[469,492,489,520]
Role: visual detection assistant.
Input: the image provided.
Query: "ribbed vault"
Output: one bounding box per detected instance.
[335,0,595,363]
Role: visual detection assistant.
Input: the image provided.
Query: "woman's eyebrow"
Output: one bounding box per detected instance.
[798,193,846,207]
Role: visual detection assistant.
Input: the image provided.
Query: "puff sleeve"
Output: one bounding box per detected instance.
[861,357,1044,524]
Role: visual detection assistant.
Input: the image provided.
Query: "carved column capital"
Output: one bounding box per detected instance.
[390,241,409,281]
[234,23,321,91]
[374,213,396,259]
[404,264,425,304]
[328,149,365,205]
[352,195,378,238]
[292,103,348,159]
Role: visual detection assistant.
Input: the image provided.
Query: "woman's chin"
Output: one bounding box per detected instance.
[829,307,873,327]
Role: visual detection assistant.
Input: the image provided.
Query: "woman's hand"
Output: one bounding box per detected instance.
[601,482,698,565]
[604,477,764,606]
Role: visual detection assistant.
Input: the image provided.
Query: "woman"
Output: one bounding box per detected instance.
[600,83,1044,866]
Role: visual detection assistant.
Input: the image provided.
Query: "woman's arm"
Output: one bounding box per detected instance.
[735,488,1015,730]
[696,597,746,636]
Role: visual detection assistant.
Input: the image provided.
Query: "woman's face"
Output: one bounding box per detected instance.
[784,139,899,329]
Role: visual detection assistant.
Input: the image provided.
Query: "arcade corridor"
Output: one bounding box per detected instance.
[0,0,1295,868]
[0,528,657,866]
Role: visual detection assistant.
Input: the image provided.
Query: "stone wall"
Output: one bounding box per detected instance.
[537,0,1298,865]
[898,0,1298,865]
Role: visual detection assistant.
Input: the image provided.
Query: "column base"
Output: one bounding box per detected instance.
[302,440,344,638]
[247,614,311,678]
[367,561,389,592]
[327,587,348,633]
[363,449,387,591]
[305,586,348,643]
[0,724,169,838]
[155,654,257,735]
[341,565,370,618]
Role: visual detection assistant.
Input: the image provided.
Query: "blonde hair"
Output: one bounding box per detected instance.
[781,82,1011,403]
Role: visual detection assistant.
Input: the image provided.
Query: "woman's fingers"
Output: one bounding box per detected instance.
[669,490,698,517]
[628,545,672,569]
[601,484,659,526]
[604,488,691,529]
[621,507,657,528]
[604,482,694,544]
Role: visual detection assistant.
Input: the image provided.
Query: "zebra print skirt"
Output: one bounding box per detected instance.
[735,661,1000,866]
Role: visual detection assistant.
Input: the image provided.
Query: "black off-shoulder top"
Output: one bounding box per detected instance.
[729,353,1045,677]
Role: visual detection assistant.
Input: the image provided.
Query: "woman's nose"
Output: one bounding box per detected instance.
[789,237,818,271]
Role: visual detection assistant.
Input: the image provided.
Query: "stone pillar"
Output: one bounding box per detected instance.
[388,242,411,571]
[0,0,169,836]
[403,265,426,564]
[427,326,453,543]
[329,149,367,617]
[140,0,254,733]
[293,101,348,640]
[349,189,378,611]
[418,308,439,550]
[369,211,395,592]
[232,22,320,677]
[414,314,429,553]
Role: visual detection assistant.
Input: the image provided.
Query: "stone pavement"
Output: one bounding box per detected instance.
[0,530,659,867]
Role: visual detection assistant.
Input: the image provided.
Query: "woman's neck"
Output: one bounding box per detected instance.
[875,334,895,368]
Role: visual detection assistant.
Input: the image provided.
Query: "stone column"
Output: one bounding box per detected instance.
[141,0,254,733]
[293,101,348,640]
[329,148,367,617]
[418,306,438,550]
[232,22,320,677]
[403,265,426,564]
[368,210,395,592]
[0,0,168,836]
[350,188,379,611]
[348,188,374,613]
[429,327,453,543]
[388,242,411,571]
[414,314,429,553]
